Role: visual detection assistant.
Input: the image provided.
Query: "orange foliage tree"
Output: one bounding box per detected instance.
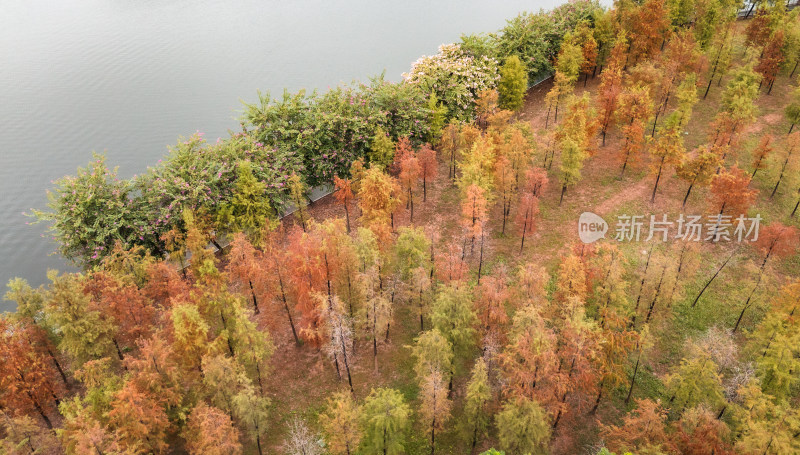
[709,165,758,217]
[0,317,63,429]
[333,176,354,233]
[418,144,438,202]
[399,148,421,222]
[734,223,800,332]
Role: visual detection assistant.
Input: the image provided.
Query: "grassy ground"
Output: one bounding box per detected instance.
[259,26,800,454]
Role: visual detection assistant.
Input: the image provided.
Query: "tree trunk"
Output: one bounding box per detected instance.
[591,378,605,414]
[409,187,414,222]
[645,265,667,323]
[47,348,69,386]
[771,156,791,198]
[27,392,52,429]
[683,178,696,208]
[651,109,661,137]
[113,338,125,362]
[554,100,559,123]
[471,421,479,453]
[631,248,653,327]
[734,270,765,332]
[248,280,260,314]
[344,203,351,233]
[477,230,485,283]
[340,335,354,393]
[277,272,300,345]
[651,158,665,202]
[430,417,436,455]
[501,194,507,234]
[545,104,552,130]
[625,351,642,404]
[519,208,529,254]
[692,248,736,308]
[559,184,567,205]
[704,72,715,99]
[332,350,342,380]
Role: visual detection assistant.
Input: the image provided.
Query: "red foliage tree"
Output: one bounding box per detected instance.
[142,261,190,305]
[435,241,469,285]
[755,30,785,94]
[391,136,414,174]
[399,150,421,222]
[674,406,734,455]
[262,228,300,344]
[227,233,266,314]
[476,269,510,338]
[750,134,774,179]
[596,63,623,146]
[84,271,157,359]
[124,335,185,409]
[284,226,326,345]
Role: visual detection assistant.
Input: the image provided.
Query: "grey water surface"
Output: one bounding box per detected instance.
[0,0,584,311]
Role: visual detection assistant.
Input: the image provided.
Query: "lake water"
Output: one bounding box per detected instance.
[0,0,580,310]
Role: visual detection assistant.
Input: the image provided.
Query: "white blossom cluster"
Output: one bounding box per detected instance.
[402,43,500,119]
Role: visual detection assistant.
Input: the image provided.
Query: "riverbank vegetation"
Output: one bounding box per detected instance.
[4,0,800,454]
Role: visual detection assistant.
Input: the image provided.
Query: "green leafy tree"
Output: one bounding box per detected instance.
[557,94,593,204]
[360,388,411,455]
[649,114,687,202]
[393,226,432,281]
[44,271,115,366]
[665,348,725,412]
[463,358,492,451]
[427,93,448,144]
[498,55,528,111]
[676,145,723,207]
[32,154,140,268]
[735,380,800,455]
[319,391,362,455]
[411,329,454,383]
[431,284,478,357]
[756,329,800,399]
[420,370,452,455]
[370,127,396,169]
[785,83,800,134]
[216,161,274,244]
[495,396,551,455]
[233,387,271,455]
